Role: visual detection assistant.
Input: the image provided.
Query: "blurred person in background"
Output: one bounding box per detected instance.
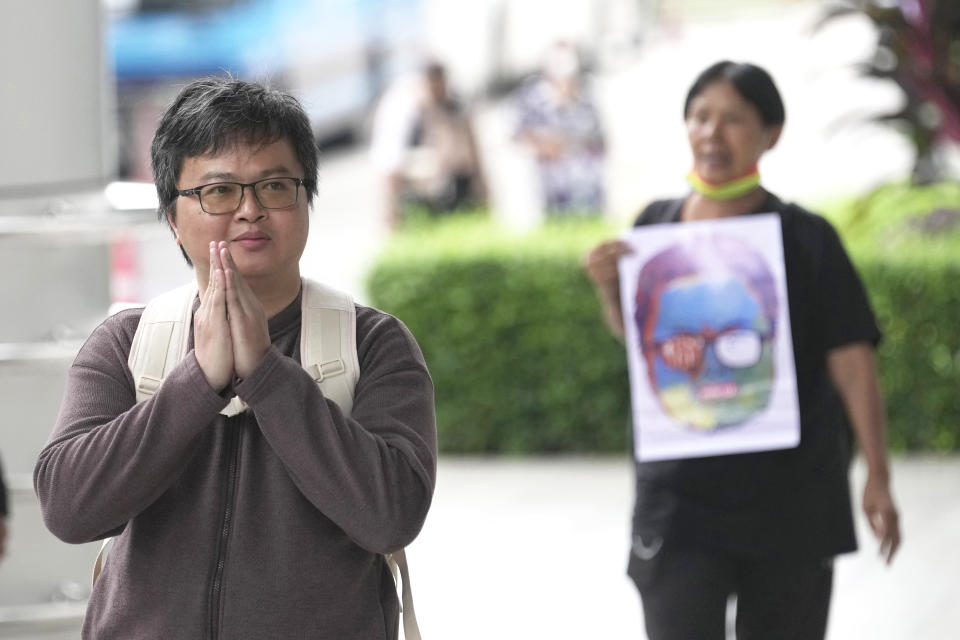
[514,40,606,217]
[35,77,437,639]
[582,60,900,639]
[370,60,487,228]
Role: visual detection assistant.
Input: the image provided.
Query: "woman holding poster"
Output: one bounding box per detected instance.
[583,61,900,639]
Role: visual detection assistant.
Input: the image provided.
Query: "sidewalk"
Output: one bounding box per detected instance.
[2,455,955,639]
[405,455,960,639]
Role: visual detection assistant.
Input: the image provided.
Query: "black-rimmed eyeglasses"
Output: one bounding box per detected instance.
[177,177,305,215]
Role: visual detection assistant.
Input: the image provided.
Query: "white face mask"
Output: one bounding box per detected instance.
[544,46,580,81]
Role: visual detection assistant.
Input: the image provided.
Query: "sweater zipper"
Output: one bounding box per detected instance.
[209,418,243,640]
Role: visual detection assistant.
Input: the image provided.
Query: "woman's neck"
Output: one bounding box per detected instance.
[681,187,768,222]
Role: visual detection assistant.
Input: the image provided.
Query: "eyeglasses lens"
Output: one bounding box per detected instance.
[714,330,762,368]
[254,179,298,209]
[660,335,703,371]
[199,178,299,214]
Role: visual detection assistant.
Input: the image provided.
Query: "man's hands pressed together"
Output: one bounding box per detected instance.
[194,241,234,391]
[194,240,271,392]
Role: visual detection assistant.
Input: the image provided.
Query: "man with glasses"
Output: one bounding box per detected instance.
[35,78,437,639]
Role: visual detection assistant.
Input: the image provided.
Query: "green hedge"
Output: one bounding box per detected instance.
[368,183,960,453]
[821,182,960,451]
[367,217,629,453]
[859,256,960,450]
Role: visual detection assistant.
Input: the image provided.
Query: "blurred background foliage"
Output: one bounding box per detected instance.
[368,216,630,453]
[823,181,960,451]
[369,182,960,454]
[818,0,960,183]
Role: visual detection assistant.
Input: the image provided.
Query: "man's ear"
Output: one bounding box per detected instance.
[165,210,180,244]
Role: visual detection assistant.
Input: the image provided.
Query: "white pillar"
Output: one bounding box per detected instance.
[0,0,114,211]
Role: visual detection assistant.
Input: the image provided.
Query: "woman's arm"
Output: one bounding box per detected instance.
[827,342,901,564]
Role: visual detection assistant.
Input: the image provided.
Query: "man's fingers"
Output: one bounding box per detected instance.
[199,267,227,335]
[218,243,270,379]
[220,244,269,327]
[220,244,256,315]
[214,266,228,311]
[213,240,226,270]
[193,261,233,392]
[204,241,218,302]
[221,243,243,281]
[223,266,244,322]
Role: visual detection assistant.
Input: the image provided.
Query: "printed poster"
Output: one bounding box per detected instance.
[618,213,800,462]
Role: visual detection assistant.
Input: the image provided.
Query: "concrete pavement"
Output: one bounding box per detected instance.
[4,455,958,639]
[405,455,960,640]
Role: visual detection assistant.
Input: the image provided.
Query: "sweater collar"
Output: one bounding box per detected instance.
[267,285,303,338]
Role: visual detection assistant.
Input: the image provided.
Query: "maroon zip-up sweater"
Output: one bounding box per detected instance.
[34,292,437,639]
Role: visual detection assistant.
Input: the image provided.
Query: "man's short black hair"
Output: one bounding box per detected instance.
[151,77,319,231]
[684,61,786,127]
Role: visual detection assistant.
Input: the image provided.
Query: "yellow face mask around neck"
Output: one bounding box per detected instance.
[686,167,761,200]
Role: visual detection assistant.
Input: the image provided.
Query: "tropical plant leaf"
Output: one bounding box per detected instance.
[809,3,860,33]
[815,0,960,183]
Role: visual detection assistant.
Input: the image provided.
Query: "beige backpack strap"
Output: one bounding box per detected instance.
[92,538,111,584]
[127,283,197,403]
[127,281,249,417]
[300,279,359,415]
[387,549,422,640]
[302,280,421,638]
[99,284,197,584]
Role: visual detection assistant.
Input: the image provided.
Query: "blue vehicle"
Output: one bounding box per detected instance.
[107,0,424,178]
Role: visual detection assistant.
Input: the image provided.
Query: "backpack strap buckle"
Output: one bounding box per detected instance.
[307,358,346,382]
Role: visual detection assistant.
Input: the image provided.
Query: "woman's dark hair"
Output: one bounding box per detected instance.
[683,61,785,126]
[151,77,320,227]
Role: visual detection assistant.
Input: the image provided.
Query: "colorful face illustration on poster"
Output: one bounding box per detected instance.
[634,235,778,432]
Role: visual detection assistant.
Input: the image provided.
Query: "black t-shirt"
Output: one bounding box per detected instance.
[628,191,881,561]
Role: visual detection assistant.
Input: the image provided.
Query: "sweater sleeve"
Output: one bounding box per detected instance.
[234,308,437,554]
[33,311,229,544]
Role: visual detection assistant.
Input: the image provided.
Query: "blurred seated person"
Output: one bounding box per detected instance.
[514,41,606,217]
[370,61,486,228]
